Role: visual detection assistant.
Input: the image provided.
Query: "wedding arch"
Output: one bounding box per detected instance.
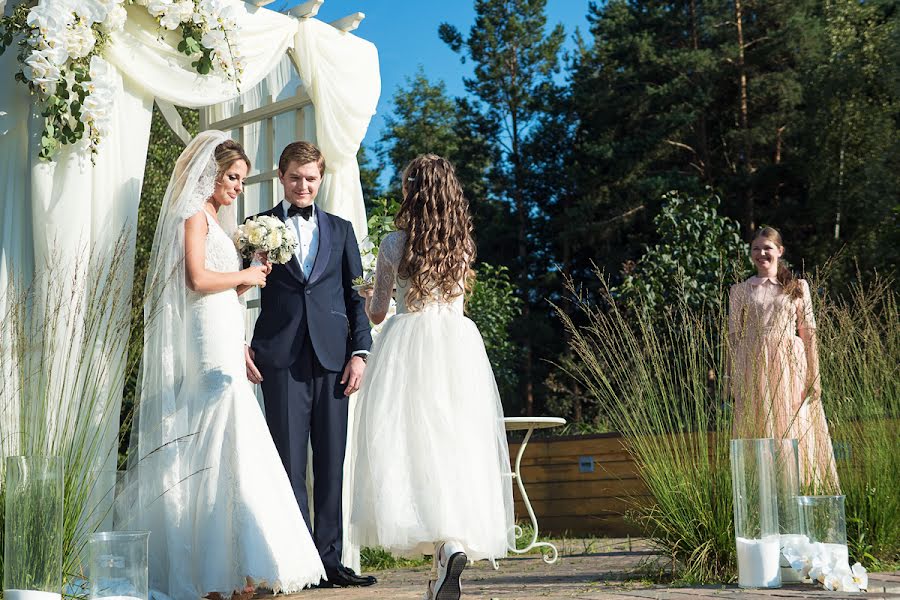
[0,0,379,570]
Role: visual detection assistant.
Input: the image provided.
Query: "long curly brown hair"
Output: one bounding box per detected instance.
[395,154,476,311]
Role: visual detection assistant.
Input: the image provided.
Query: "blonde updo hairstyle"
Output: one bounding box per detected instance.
[214,139,251,178]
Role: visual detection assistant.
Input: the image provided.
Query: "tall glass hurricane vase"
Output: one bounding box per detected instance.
[798,495,849,570]
[89,531,149,600]
[730,439,781,589]
[3,456,64,600]
[774,439,804,583]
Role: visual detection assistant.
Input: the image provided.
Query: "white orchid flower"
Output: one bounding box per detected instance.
[65,19,96,59]
[851,562,868,591]
[823,573,842,592]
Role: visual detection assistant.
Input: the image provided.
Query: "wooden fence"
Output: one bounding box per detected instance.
[507,432,649,537]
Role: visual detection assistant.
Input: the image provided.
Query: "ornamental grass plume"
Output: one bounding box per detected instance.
[0,232,148,587]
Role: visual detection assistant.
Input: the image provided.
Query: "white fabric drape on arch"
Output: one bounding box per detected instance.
[0,1,379,569]
[292,18,380,241]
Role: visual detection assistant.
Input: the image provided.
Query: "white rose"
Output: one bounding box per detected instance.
[257,215,280,230]
[103,4,127,31]
[264,229,283,249]
[361,252,376,272]
[65,19,96,59]
[247,226,265,246]
[360,237,375,253]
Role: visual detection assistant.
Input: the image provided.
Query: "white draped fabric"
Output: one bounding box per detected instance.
[293,18,380,241]
[0,0,379,569]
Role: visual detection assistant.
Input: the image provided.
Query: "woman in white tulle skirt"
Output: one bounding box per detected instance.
[350,154,514,600]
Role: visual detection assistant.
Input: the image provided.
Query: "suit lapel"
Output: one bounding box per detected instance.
[269,205,307,285]
[308,207,332,286]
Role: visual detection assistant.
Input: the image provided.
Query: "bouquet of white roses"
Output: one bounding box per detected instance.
[234,215,297,264]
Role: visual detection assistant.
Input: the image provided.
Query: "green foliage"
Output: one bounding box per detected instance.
[566,0,900,288]
[467,264,522,402]
[614,190,749,317]
[357,144,382,202]
[440,0,567,414]
[364,196,401,250]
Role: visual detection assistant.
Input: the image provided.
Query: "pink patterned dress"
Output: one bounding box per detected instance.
[728,276,840,490]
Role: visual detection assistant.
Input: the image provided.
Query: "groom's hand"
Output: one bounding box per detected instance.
[245,346,263,384]
[340,355,366,396]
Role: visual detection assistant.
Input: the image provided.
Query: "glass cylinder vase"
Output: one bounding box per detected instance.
[774,439,805,583]
[3,456,64,600]
[88,531,150,600]
[730,438,781,589]
[798,495,848,570]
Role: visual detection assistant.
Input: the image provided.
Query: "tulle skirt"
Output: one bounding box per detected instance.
[349,308,515,561]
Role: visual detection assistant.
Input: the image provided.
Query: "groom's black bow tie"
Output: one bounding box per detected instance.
[288,204,313,221]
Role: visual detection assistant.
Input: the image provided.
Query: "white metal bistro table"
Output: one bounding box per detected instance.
[504,416,566,564]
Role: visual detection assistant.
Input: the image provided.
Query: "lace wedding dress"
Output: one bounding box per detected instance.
[124,131,324,600]
[349,231,515,561]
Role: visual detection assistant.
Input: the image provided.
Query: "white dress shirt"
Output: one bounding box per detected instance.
[281,199,318,279]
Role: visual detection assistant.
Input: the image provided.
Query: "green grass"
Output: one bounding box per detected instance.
[360,547,430,571]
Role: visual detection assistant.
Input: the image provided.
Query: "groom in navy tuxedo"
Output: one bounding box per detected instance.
[244,141,375,587]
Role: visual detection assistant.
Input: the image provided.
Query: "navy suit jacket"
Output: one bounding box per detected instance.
[249,205,372,372]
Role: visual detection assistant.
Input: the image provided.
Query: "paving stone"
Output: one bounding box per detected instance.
[277,539,899,600]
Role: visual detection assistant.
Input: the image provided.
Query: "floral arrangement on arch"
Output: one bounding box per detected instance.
[0,0,244,161]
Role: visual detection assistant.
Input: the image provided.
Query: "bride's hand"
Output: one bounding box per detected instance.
[242,265,268,287]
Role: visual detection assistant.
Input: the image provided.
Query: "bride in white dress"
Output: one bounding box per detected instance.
[349,154,514,600]
[125,131,325,600]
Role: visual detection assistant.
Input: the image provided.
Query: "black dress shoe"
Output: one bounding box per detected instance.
[319,564,377,587]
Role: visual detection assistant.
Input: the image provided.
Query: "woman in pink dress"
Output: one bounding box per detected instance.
[728,227,839,491]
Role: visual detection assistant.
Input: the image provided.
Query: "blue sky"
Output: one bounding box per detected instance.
[267,0,593,167]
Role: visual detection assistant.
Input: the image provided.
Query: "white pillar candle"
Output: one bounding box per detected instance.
[736,536,782,588]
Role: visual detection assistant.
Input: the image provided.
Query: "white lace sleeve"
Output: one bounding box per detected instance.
[370,231,404,316]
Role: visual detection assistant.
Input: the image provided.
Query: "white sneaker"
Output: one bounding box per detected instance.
[434,541,467,600]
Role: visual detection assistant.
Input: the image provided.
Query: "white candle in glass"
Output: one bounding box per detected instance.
[736,536,782,588]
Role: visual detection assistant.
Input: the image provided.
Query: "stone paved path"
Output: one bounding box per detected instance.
[279,539,899,600]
